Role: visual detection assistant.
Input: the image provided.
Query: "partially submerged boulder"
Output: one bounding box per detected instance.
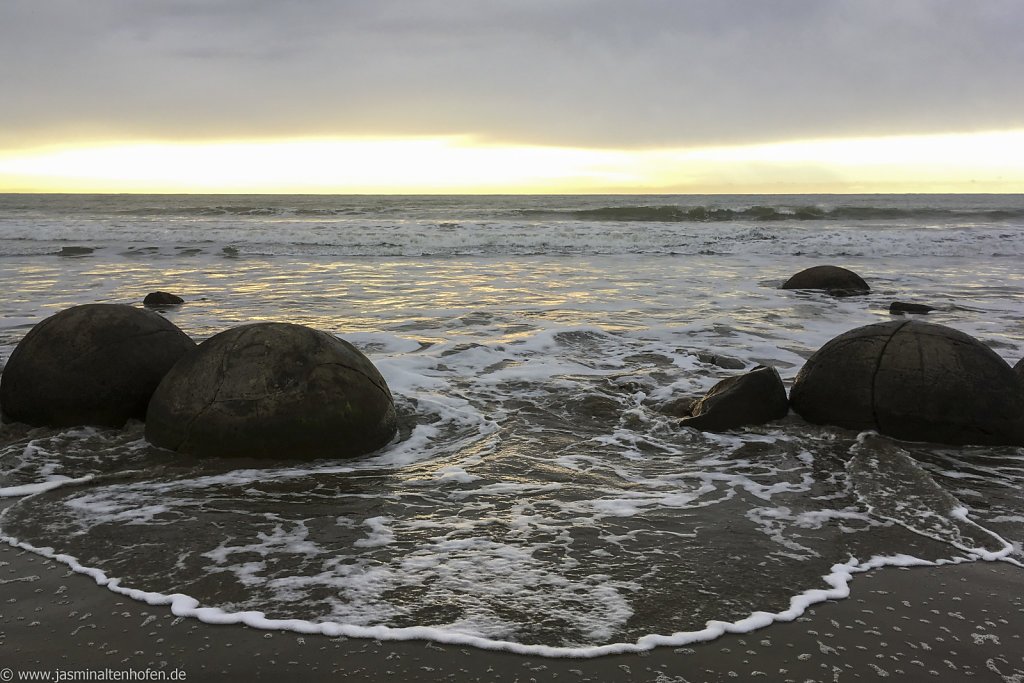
[781,265,869,296]
[679,365,789,432]
[144,291,185,307]
[790,320,1024,446]
[889,301,935,315]
[146,322,397,459]
[693,351,746,370]
[0,304,196,427]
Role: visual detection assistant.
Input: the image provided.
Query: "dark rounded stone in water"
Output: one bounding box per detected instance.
[1015,358,1024,385]
[694,351,746,370]
[889,301,935,315]
[58,246,94,257]
[781,265,869,296]
[145,322,397,459]
[790,320,1024,446]
[0,304,196,428]
[679,365,790,432]
[143,291,185,307]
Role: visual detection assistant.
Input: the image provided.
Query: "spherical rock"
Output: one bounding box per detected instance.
[145,322,397,459]
[781,265,869,296]
[679,365,790,432]
[790,320,1024,446]
[0,304,196,428]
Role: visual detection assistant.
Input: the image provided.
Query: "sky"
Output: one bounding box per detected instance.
[1,0,1022,193]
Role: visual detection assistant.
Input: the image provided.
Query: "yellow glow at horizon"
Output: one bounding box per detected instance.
[679,130,1024,167]
[0,137,630,193]
[0,130,1022,193]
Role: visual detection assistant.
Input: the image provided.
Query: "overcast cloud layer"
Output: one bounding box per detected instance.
[2,0,1023,151]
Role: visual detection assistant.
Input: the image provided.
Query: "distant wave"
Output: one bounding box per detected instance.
[4,194,1021,225]
[118,205,282,217]
[112,203,1024,223]
[518,204,1024,223]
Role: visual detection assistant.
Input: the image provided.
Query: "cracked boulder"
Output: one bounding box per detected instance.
[145,322,397,459]
[679,365,789,432]
[790,320,1024,446]
[0,304,196,427]
[781,265,869,296]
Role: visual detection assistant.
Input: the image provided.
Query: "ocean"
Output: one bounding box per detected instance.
[1,193,1023,656]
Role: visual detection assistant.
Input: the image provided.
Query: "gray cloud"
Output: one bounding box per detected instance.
[2,0,1023,150]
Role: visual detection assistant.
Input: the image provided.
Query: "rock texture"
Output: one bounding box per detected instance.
[781,265,870,296]
[679,365,790,432]
[145,322,397,459]
[790,320,1024,446]
[0,304,196,427]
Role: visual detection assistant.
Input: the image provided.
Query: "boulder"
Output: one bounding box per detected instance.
[0,304,196,427]
[679,365,790,432]
[790,320,1024,446]
[144,291,185,307]
[889,301,934,315]
[1015,358,1024,385]
[59,246,94,257]
[146,322,397,459]
[693,351,746,370]
[781,265,869,296]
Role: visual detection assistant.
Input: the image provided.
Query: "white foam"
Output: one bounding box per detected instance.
[0,475,96,498]
[353,516,397,548]
[3,530,1008,657]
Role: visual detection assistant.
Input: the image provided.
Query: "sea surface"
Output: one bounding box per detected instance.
[1,193,1024,656]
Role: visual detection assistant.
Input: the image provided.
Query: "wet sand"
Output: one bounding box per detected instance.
[2,541,1023,682]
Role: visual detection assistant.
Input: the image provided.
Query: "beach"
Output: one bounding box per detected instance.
[3,193,1024,676]
[3,541,1023,681]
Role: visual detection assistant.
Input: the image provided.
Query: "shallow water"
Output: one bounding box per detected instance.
[2,193,1023,655]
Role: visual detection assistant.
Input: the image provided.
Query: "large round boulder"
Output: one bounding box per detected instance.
[0,304,196,428]
[781,265,869,296]
[790,320,1024,446]
[145,322,397,459]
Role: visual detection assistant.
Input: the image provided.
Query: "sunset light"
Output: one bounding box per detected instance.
[1,130,1022,194]
[4,2,1024,674]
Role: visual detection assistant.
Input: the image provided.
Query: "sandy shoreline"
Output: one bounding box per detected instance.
[2,542,1022,681]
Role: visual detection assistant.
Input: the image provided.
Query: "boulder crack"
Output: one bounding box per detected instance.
[870,320,910,429]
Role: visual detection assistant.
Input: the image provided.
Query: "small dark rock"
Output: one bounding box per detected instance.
[1014,358,1024,384]
[146,322,397,459]
[781,265,870,296]
[0,304,196,427]
[889,301,934,315]
[59,246,94,257]
[143,291,185,307]
[694,351,746,370]
[790,320,1024,446]
[679,365,790,432]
